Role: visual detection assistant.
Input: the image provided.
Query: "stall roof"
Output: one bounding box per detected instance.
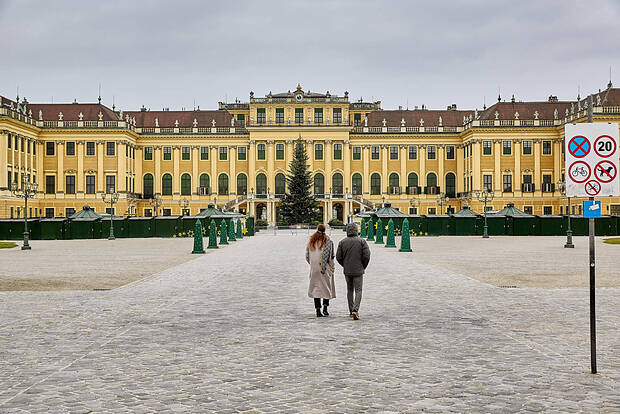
[452,206,479,217]
[69,205,102,220]
[494,202,532,217]
[371,203,409,217]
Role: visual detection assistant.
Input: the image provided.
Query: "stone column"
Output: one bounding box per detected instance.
[117,142,126,193]
[325,140,333,193]
[400,145,407,197]
[56,141,64,193]
[229,146,236,195]
[36,142,43,190]
[494,140,501,192]
[456,145,464,193]
[514,140,521,194]
[135,147,143,194]
[154,146,162,194]
[211,146,218,196]
[97,141,104,193]
[0,131,7,189]
[249,141,256,194]
[286,140,293,164]
[472,141,481,190]
[77,140,85,194]
[344,140,351,192]
[381,145,388,195]
[534,139,541,195]
[553,140,561,189]
[172,145,180,196]
[438,145,445,193]
[419,145,426,188]
[10,136,15,186]
[362,145,370,194]
[307,140,314,172]
[192,146,199,198]
[18,136,23,187]
[267,140,275,192]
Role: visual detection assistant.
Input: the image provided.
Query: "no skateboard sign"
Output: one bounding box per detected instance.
[565,123,619,197]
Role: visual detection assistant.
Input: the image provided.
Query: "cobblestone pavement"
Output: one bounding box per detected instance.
[0,233,618,413]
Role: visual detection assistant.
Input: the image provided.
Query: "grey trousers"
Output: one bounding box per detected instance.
[344,275,363,313]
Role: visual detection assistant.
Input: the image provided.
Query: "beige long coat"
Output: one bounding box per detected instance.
[306,240,336,299]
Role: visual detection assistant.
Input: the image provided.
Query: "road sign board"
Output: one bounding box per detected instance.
[584,200,602,217]
[565,123,620,197]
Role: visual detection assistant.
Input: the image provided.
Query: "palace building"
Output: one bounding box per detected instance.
[1,83,620,224]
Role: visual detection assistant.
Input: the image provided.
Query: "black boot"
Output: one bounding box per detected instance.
[322,306,329,316]
[316,308,324,317]
[314,298,323,317]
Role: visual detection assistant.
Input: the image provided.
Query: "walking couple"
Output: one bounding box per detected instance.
[305,223,371,320]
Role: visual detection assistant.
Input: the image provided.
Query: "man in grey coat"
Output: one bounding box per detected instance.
[336,223,371,320]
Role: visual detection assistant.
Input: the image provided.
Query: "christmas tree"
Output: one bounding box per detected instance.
[279,135,319,224]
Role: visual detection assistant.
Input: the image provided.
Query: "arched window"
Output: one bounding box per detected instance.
[314,173,324,196]
[181,173,191,196]
[143,173,154,198]
[370,173,381,195]
[162,173,172,195]
[256,173,267,195]
[389,173,399,188]
[445,172,456,197]
[237,173,247,196]
[218,173,229,195]
[427,172,437,188]
[275,173,286,195]
[332,173,343,195]
[352,173,362,195]
[199,173,210,195]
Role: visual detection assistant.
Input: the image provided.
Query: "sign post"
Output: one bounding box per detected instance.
[564,95,619,374]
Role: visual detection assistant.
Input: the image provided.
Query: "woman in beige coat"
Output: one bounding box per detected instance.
[306,224,336,317]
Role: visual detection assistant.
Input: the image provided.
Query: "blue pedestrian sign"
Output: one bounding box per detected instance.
[583,200,601,218]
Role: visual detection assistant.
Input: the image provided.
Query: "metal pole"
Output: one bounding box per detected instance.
[482,196,489,238]
[565,196,574,248]
[587,94,596,374]
[108,199,115,240]
[22,190,31,250]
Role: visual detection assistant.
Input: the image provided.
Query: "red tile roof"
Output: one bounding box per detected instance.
[124,110,235,128]
[25,102,119,121]
[366,109,475,127]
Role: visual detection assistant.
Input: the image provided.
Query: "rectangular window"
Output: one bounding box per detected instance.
[446,145,455,160]
[182,146,190,160]
[65,141,75,156]
[483,174,493,192]
[275,108,284,123]
[427,207,436,215]
[86,141,95,156]
[144,208,153,217]
[257,108,266,124]
[236,114,245,127]
[45,208,54,218]
[219,146,228,160]
[314,108,323,123]
[46,142,55,156]
[45,176,55,194]
[542,140,552,155]
[257,144,266,160]
[544,206,553,215]
[200,146,209,160]
[483,140,492,155]
[106,175,115,194]
[524,206,533,215]
[163,146,172,160]
[106,207,115,215]
[503,174,512,192]
[333,108,342,123]
[162,208,171,216]
[427,145,436,160]
[295,108,304,123]
[65,208,75,218]
[333,143,342,160]
[315,144,324,160]
[408,146,417,160]
[237,146,247,161]
[65,175,75,194]
[502,140,512,155]
[21,138,24,152]
[276,143,284,160]
[389,146,398,160]
[354,113,361,126]
[125,145,129,157]
[106,141,115,156]
[144,146,153,160]
[7,134,11,149]
[33,141,36,155]
[523,140,532,155]
[371,146,380,160]
[27,141,30,153]
[86,175,95,194]
[352,146,361,160]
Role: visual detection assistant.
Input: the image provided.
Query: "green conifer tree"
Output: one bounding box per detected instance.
[278,135,319,224]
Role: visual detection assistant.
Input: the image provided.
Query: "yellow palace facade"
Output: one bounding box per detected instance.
[1,83,620,224]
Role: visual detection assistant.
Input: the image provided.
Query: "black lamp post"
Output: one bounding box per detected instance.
[179,197,190,216]
[474,188,494,238]
[11,180,38,250]
[101,192,119,240]
[557,180,574,248]
[150,194,162,216]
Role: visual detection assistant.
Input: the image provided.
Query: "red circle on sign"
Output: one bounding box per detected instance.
[594,160,617,183]
[594,135,616,158]
[568,160,591,183]
[585,180,601,196]
[568,135,591,158]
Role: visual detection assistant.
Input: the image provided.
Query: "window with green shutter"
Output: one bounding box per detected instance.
[333,143,342,160]
[315,144,323,160]
[257,108,266,124]
[275,108,284,123]
[276,143,284,160]
[200,146,209,160]
[295,108,304,123]
[237,146,247,160]
[182,146,190,160]
[257,144,266,160]
[314,108,323,123]
[352,146,361,160]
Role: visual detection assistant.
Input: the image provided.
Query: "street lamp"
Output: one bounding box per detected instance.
[435,192,449,214]
[409,196,420,215]
[474,187,495,238]
[557,180,574,248]
[11,180,38,250]
[179,197,190,216]
[101,192,119,240]
[149,194,162,216]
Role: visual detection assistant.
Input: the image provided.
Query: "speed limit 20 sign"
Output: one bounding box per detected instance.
[565,123,620,197]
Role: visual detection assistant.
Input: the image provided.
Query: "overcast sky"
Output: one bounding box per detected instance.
[1,0,619,112]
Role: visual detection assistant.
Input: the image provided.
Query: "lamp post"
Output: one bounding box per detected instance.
[101,192,119,240]
[11,180,38,250]
[474,187,494,238]
[557,180,574,248]
[435,192,449,214]
[409,196,420,215]
[179,197,190,216]
[149,194,162,217]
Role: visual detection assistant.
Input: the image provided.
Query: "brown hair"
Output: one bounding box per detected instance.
[308,224,327,250]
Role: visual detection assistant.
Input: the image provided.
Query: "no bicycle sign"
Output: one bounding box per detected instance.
[565,123,620,197]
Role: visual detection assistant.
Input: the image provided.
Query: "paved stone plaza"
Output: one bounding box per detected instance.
[0,233,619,413]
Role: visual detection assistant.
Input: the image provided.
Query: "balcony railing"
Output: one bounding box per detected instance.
[542,183,555,193]
[388,186,401,195]
[198,186,210,196]
[522,183,535,193]
[406,186,421,195]
[424,186,440,195]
